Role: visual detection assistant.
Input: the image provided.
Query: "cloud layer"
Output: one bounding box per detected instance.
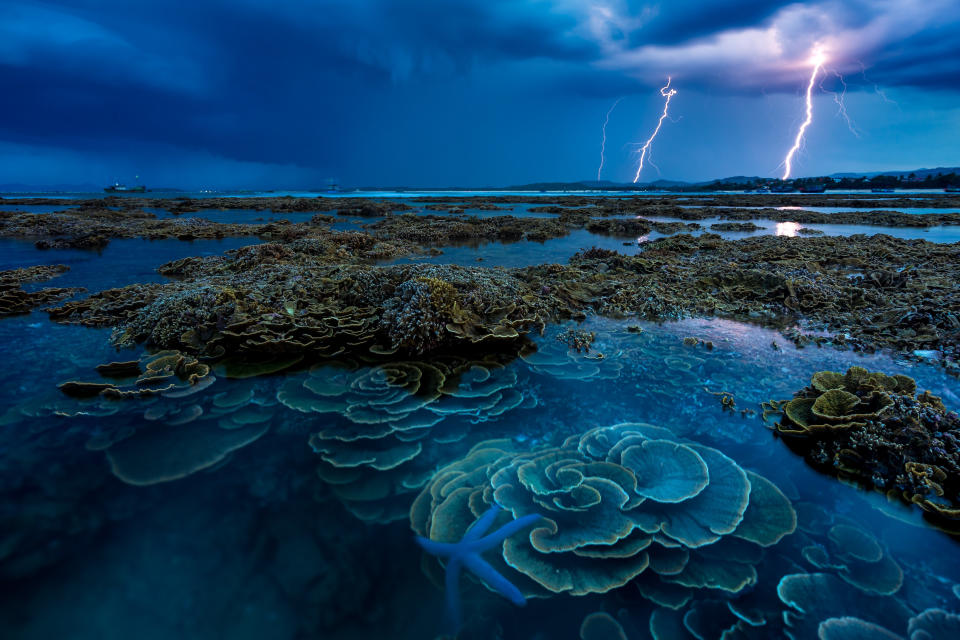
[0,0,957,186]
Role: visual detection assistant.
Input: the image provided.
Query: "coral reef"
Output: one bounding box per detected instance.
[50,261,556,361]
[771,367,960,520]
[283,354,536,522]
[519,333,623,381]
[0,264,82,316]
[57,349,213,400]
[0,207,426,259]
[531,233,960,372]
[776,572,924,640]
[369,213,574,244]
[801,523,903,596]
[410,423,795,605]
[34,200,960,373]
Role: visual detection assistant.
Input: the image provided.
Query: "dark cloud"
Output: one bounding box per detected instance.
[0,0,957,186]
[622,0,796,46]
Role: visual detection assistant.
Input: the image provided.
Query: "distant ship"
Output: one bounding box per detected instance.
[771,185,797,193]
[105,178,146,193]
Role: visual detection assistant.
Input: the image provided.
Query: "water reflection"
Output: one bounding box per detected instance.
[776,221,802,236]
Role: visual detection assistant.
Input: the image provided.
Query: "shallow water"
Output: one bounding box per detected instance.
[2,202,960,639]
[643,216,960,243]
[0,204,80,213]
[677,205,960,215]
[383,230,653,267]
[0,312,958,639]
[0,237,262,291]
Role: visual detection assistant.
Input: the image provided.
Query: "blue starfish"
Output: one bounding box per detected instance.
[415,505,542,633]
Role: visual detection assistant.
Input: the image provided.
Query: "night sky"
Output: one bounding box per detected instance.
[2,0,958,189]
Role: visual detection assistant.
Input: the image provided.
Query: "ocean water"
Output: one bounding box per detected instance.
[1,201,959,640]
[639,216,960,243]
[677,205,960,215]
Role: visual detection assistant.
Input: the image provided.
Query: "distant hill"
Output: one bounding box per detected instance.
[504,178,693,191]
[5,166,958,194]
[830,167,960,179]
[0,182,102,193]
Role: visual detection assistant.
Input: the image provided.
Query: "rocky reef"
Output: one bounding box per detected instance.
[770,367,960,521]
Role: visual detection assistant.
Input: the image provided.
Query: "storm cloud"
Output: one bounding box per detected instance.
[0,0,957,187]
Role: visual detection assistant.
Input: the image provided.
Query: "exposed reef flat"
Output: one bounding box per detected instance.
[0,207,330,249]
[367,212,697,245]
[0,207,440,259]
[42,231,960,376]
[5,193,959,257]
[0,264,84,316]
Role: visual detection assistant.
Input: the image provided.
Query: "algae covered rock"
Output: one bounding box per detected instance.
[772,367,960,521]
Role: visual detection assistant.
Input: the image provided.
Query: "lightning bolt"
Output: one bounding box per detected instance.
[858,61,899,107]
[597,97,623,183]
[633,78,677,184]
[781,47,826,181]
[820,69,860,137]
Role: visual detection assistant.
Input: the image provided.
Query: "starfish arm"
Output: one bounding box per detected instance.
[415,536,460,557]
[445,556,464,633]
[462,554,526,607]
[465,513,543,552]
[461,505,500,542]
